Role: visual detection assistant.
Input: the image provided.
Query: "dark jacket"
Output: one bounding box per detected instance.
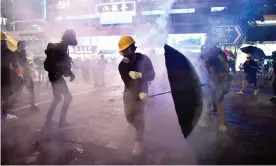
[46,42,73,82]
[119,53,155,101]
[14,50,32,78]
[1,48,20,95]
[200,48,228,85]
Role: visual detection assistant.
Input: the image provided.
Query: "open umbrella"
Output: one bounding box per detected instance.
[159,44,203,138]
[240,46,266,61]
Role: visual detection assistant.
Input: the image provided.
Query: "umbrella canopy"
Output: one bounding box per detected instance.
[240,46,266,60]
[164,44,203,138]
[6,36,18,51]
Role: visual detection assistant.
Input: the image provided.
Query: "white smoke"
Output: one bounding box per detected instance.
[134,0,175,48]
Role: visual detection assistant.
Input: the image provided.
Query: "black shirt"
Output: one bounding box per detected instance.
[118,53,155,100]
[47,42,73,83]
[243,60,258,76]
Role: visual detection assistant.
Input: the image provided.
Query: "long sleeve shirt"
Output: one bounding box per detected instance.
[118,53,155,101]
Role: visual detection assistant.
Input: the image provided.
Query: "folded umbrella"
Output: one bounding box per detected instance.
[161,44,203,139]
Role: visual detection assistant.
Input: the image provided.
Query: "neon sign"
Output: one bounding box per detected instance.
[96,1,136,14]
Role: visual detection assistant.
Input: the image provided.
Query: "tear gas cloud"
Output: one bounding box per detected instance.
[2,0,217,164]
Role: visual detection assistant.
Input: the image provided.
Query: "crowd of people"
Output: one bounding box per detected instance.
[1,30,275,157]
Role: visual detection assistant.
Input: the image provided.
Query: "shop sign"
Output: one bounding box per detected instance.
[96,1,136,14]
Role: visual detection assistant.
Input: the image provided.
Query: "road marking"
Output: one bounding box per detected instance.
[12,84,121,112]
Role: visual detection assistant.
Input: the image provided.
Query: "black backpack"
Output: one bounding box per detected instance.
[44,43,72,75]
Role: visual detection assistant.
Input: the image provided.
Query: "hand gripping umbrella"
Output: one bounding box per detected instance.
[149,44,203,139]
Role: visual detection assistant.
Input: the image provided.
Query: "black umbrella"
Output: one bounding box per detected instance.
[158,44,203,139]
[240,46,266,60]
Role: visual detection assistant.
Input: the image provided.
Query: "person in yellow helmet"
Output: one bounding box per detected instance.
[1,32,23,119]
[118,36,155,155]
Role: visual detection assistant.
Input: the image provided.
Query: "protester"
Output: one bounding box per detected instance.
[34,56,46,84]
[223,49,236,74]
[15,41,39,110]
[81,55,91,83]
[96,55,107,87]
[118,36,155,155]
[199,37,229,131]
[237,53,258,95]
[1,32,23,119]
[269,51,276,103]
[44,29,77,128]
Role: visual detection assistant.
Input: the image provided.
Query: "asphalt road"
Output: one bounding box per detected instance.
[1,80,276,164]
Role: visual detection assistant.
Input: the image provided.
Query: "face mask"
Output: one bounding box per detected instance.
[70,39,78,46]
[122,57,130,63]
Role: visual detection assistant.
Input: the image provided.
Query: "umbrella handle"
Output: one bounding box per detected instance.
[149,84,209,98]
[149,91,171,98]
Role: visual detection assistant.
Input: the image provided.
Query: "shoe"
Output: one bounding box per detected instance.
[237,91,245,95]
[132,141,142,156]
[2,113,18,120]
[219,124,227,131]
[270,97,276,103]
[254,89,258,95]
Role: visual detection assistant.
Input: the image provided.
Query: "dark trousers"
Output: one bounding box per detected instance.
[123,91,145,142]
[46,77,72,124]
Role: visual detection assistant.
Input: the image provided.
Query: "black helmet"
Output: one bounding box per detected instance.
[62,29,78,46]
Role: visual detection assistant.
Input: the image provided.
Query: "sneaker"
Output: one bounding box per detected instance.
[3,114,18,120]
[219,124,227,131]
[237,91,245,95]
[132,141,142,156]
[254,89,258,95]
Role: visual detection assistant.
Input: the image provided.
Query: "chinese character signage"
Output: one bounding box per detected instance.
[96,1,136,14]
[56,0,70,9]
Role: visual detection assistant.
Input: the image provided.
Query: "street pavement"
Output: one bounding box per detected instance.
[1,78,276,164]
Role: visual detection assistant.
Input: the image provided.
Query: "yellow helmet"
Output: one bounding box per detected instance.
[118,36,135,51]
[1,32,7,41]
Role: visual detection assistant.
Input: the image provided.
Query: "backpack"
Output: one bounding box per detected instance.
[44,43,72,75]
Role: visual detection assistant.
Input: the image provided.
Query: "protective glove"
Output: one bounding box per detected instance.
[129,71,142,80]
[139,92,149,101]
[70,73,75,82]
